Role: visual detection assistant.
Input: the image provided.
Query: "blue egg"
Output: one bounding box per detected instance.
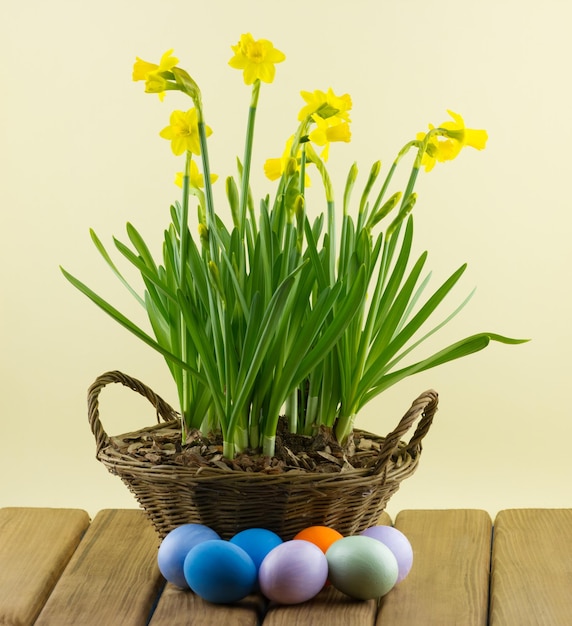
[157,524,220,588]
[230,528,283,570]
[184,539,257,604]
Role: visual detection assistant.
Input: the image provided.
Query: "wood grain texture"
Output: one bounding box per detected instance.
[263,586,378,626]
[34,509,163,626]
[376,509,492,626]
[149,585,265,626]
[0,507,90,626]
[490,508,572,626]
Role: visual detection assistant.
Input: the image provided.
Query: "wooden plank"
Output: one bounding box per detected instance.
[260,511,392,625]
[490,508,572,626]
[35,509,163,626]
[0,507,90,626]
[149,585,265,625]
[263,586,377,626]
[376,509,492,625]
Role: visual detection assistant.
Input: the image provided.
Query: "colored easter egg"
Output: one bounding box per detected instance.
[230,528,283,570]
[293,525,343,553]
[157,523,220,588]
[326,535,398,599]
[259,540,329,604]
[360,525,413,582]
[183,539,257,604]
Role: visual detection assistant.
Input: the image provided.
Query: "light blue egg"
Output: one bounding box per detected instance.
[157,524,220,588]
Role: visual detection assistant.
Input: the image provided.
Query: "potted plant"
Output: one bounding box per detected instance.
[62,33,525,539]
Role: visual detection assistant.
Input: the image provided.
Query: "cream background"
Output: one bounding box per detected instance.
[1,0,569,520]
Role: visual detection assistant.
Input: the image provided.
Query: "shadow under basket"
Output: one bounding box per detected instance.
[88,371,438,540]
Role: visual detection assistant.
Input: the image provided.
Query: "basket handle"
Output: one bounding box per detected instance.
[88,370,180,455]
[372,389,438,474]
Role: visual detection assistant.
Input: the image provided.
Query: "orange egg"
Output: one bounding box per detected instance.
[293,526,343,553]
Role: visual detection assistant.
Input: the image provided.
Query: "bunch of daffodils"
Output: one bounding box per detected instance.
[62,34,525,458]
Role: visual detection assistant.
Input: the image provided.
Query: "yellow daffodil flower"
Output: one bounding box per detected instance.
[438,110,488,158]
[308,115,351,161]
[159,108,212,156]
[264,136,311,184]
[417,111,488,172]
[175,161,218,188]
[298,88,352,123]
[228,33,285,85]
[133,49,179,100]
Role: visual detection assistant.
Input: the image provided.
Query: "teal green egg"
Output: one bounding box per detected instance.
[326,535,398,599]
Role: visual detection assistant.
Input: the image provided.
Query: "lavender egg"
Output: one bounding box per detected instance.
[157,523,220,588]
[259,540,328,604]
[360,525,413,582]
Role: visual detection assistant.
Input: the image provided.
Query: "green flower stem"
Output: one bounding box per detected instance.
[286,390,298,434]
[399,165,420,214]
[239,79,261,237]
[249,413,260,450]
[179,152,192,428]
[197,121,218,262]
[334,411,355,445]
[223,440,235,459]
[262,434,276,459]
[234,425,249,454]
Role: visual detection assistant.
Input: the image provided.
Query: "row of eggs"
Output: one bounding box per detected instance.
[158,523,413,605]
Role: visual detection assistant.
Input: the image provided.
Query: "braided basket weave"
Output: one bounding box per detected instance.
[88,371,438,539]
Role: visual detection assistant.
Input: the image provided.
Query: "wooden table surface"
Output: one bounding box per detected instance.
[1,507,571,625]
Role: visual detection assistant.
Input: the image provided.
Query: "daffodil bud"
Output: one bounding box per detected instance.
[386,193,417,238]
[347,162,359,186]
[294,194,305,220]
[198,223,209,249]
[344,162,359,215]
[369,160,381,178]
[284,156,298,178]
[369,191,402,229]
[208,261,225,301]
[171,67,202,108]
[357,161,380,216]
[145,73,168,95]
[226,176,240,228]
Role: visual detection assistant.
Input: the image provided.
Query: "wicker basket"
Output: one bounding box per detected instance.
[88,371,438,540]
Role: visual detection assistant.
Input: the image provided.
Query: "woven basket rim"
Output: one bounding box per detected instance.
[97,419,418,482]
[88,370,438,477]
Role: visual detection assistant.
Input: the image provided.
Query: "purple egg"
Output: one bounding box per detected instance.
[259,540,328,604]
[157,523,220,588]
[360,525,413,582]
